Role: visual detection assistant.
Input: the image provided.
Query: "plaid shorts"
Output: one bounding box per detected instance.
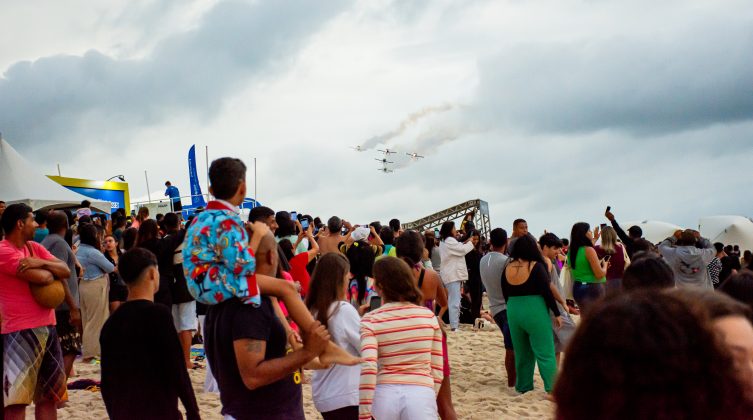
[3,325,68,406]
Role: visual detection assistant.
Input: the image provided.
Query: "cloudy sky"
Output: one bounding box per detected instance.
[2,0,752,237]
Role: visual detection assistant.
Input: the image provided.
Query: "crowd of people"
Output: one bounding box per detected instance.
[0,160,753,419]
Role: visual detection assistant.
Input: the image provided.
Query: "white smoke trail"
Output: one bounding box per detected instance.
[361,103,454,150]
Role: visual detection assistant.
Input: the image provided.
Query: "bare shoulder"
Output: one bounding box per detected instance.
[425,268,441,285]
[584,246,598,257]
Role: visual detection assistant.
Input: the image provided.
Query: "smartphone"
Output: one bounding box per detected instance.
[369,296,382,312]
[606,206,611,212]
[301,219,310,230]
[600,223,607,229]
[603,255,611,263]
[290,211,298,221]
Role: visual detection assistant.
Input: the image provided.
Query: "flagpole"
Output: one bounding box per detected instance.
[205,145,210,201]
[254,157,257,208]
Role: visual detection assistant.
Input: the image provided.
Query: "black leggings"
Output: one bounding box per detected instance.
[321,405,359,420]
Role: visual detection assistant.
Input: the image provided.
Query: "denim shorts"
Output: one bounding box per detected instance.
[572,281,606,313]
[172,301,198,332]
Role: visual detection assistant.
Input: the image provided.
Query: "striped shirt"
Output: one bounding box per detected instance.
[359,302,444,419]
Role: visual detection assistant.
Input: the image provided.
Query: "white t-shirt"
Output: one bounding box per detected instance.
[311,301,361,413]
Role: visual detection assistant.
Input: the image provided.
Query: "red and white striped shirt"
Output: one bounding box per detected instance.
[359,302,444,419]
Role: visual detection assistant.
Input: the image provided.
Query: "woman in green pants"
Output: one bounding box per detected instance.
[502,235,563,393]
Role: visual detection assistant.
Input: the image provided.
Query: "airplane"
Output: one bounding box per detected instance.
[377,148,397,155]
[375,158,394,164]
[407,152,424,160]
[377,167,393,173]
[350,145,364,152]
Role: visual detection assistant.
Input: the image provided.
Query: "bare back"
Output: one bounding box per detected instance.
[504,260,536,285]
[317,234,344,255]
[413,267,448,308]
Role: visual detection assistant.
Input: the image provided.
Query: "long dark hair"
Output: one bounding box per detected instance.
[346,240,376,304]
[439,221,455,241]
[275,212,296,237]
[278,239,295,262]
[136,219,159,246]
[79,223,101,250]
[122,227,138,251]
[305,253,351,328]
[568,222,592,269]
[373,257,423,305]
[508,234,545,265]
[424,232,436,258]
[396,230,424,266]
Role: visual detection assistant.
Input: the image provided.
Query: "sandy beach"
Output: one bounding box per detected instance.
[46,322,555,420]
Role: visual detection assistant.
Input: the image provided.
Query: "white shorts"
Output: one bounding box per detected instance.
[371,384,437,420]
[172,301,198,332]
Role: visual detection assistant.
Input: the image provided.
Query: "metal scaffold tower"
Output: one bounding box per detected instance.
[402,199,491,238]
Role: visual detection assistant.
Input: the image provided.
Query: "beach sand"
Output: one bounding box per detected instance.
[48,324,554,419]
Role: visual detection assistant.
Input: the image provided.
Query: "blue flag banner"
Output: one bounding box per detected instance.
[188,145,207,207]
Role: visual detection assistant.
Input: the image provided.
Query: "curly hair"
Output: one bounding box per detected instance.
[554,290,753,420]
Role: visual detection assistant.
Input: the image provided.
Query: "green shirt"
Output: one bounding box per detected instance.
[569,247,605,284]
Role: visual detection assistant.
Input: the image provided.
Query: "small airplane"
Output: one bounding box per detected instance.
[406,152,424,160]
[377,167,393,173]
[375,158,394,164]
[350,145,364,152]
[377,148,397,155]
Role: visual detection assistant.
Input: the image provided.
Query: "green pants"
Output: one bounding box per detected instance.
[507,295,557,393]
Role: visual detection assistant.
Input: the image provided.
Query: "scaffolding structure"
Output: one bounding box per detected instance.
[402,199,491,238]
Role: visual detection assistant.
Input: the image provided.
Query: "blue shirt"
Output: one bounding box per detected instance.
[77,243,115,281]
[165,186,181,203]
[34,228,49,243]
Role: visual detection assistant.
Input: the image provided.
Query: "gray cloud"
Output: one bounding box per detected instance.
[0,0,348,154]
[474,23,753,136]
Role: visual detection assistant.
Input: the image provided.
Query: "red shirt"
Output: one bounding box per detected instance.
[595,243,627,280]
[0,240,57,333]
[289,253,311,297]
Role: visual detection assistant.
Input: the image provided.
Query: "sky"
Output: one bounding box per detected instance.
[1,0,752,237]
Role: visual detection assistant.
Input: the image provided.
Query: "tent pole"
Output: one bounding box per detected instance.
[145,170,152,202]
[254,157,257,208]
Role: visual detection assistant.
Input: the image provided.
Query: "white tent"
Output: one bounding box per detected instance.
[622,220,683,244]
[699,216,753,251]
[0,137,110,212]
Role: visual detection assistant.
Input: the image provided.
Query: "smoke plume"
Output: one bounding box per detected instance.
[361,103,454,150]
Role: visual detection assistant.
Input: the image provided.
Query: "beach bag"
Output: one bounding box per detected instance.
[26,242,66,309]
[559,264,574,300]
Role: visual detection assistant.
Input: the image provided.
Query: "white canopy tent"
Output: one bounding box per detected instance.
[0,137,110,212]
[622,220,683,244]
[699,216,753,251]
